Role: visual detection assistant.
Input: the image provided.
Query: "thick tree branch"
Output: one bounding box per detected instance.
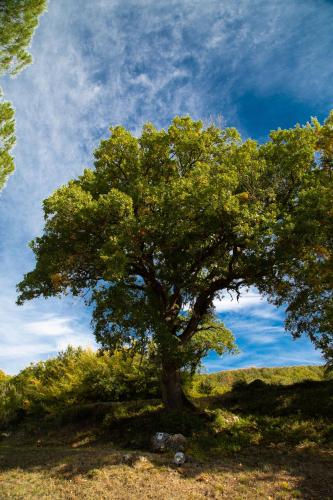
[179,245,242,344]
[133,259,168,312]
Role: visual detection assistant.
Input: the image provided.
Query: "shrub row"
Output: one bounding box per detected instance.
[0,347,160,429]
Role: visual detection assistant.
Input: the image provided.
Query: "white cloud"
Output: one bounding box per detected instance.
[204,345,324,373]
[24,316,77,336]
[213,288,282,320]
[214,289,263,312]
[0,280,95,374]
[246,332,280,345]
[251,308,282,321]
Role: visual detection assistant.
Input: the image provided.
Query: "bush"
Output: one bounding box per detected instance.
[198,378,214,395]
[231,379,248,391]
[0,377,22,429]
[1,347,160,426]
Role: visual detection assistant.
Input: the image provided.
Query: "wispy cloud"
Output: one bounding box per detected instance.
[0,279,95,374]
[24,316,79,337]
[204,343,324,373]
[207,287,323,371]
[214,289,263,312]
[214,288,282,322]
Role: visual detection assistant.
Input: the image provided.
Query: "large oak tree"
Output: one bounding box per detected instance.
[18,114,332,409]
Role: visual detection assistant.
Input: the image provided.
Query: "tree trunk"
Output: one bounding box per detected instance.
[161,362,195,411]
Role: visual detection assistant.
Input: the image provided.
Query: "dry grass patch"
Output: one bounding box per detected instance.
[0,444,332,499]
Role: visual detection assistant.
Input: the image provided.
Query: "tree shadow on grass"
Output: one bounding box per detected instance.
[193,380,333,462]
[212,378,333,418]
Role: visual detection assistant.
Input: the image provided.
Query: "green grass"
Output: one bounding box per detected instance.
[1,365,333,499]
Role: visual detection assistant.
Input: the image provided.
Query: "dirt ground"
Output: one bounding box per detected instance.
[0,444,332,499]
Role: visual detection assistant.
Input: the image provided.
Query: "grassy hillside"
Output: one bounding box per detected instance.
[208,364,325,384]
[1,358,332,498]
[190,364,326,397]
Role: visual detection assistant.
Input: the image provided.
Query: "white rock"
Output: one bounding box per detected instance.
[174,451,186,466]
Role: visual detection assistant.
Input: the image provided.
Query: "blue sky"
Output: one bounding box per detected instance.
[0,0,332,374]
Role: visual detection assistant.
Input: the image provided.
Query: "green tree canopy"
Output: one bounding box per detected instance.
[258,111,333,369]
[17,113,332,409]
[0,0,47,190]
